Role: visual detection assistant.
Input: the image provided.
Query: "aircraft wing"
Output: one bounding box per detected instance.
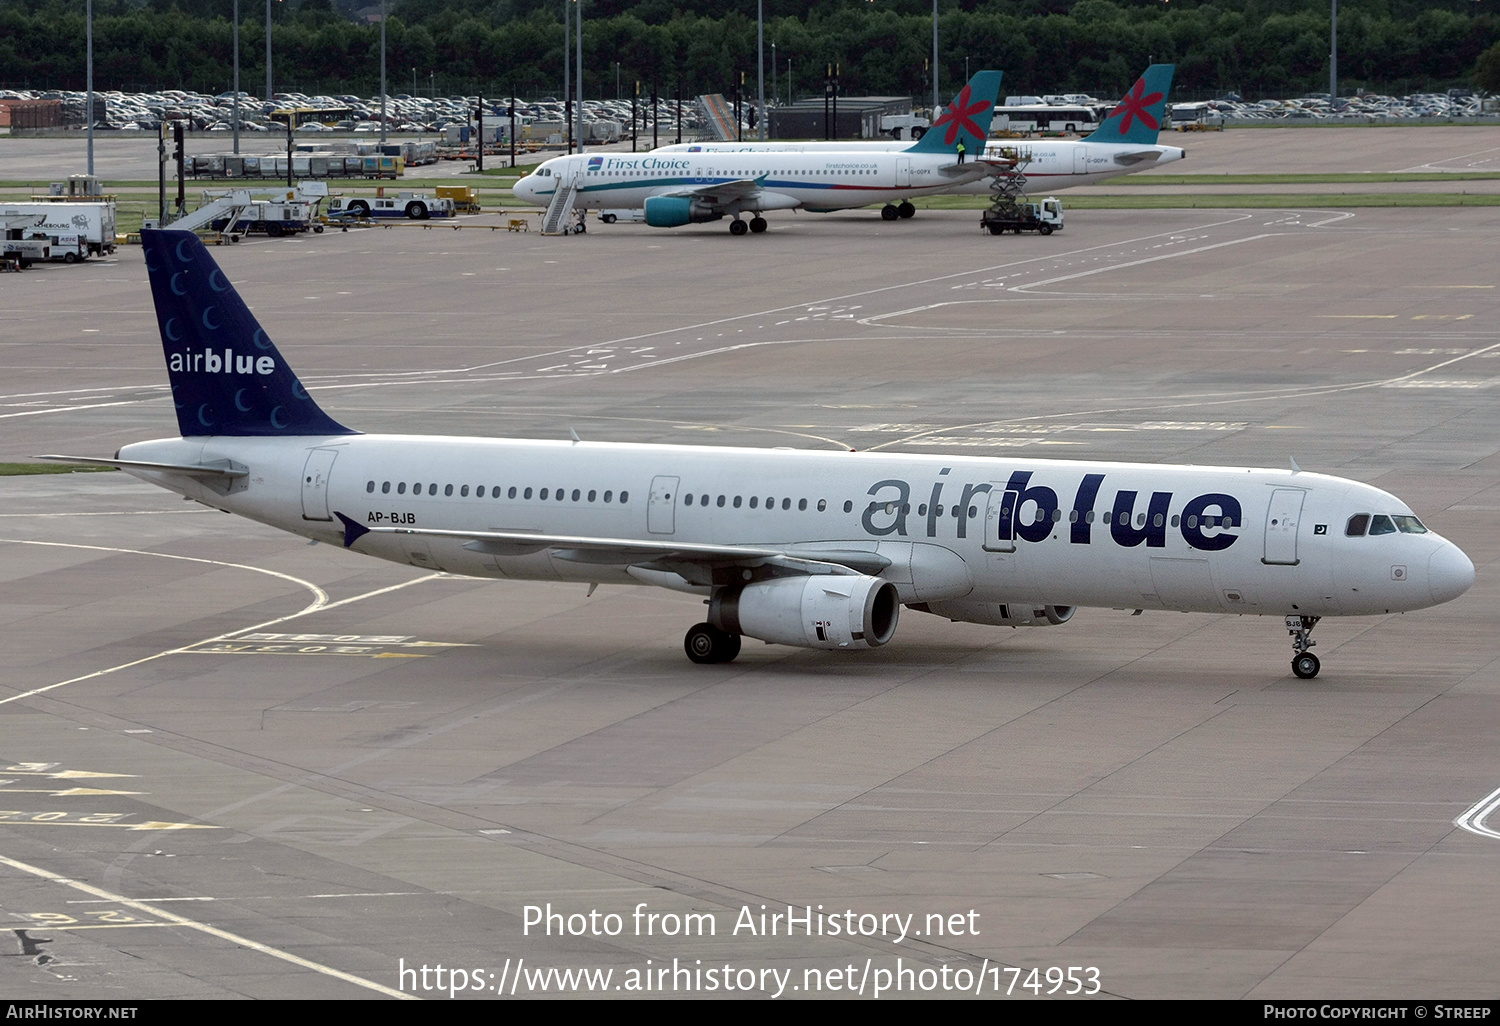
[656,177,765,208]
[336,513,892,585]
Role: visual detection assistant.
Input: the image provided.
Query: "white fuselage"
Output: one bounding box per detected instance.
[515,150,986,215]
[647,138,1187,193]
[116,433,1473,621]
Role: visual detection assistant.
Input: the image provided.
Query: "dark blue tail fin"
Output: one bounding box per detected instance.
[1085,65,1175,144]
[143,229,354,438]
[905,70,1003,156]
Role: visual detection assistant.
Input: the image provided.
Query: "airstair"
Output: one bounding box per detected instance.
[697,94,737,141]
[540,171,583,235]
[164,191,256,243]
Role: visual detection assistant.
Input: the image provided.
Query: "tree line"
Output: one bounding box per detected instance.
[2,0,1496,103]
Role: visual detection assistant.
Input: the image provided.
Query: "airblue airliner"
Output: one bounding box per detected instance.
[44,231,1474,676]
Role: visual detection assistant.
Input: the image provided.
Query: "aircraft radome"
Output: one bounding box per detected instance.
[44,230,1475,677]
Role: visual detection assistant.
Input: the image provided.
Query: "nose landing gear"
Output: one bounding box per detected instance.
[1287,615,1321,678]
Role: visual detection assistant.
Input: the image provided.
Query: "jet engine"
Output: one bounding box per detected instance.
[644,196,723,228]
[710,575,899,650]
[910,601,1075,627]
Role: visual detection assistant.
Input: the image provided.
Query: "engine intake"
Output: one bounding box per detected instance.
[711,575,899,650]
[644,196,723,228]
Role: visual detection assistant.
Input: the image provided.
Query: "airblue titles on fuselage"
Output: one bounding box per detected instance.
[859,471,1243,551]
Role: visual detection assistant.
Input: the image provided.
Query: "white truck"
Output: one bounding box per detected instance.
[327,191,456,221]
[0,200,116,258]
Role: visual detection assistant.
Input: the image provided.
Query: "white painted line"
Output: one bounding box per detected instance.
[1455,784,1500,841]
[0,853,415,999]
[0,539,445,706]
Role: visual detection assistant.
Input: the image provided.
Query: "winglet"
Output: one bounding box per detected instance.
[1085,64,1175,145]
[334,511,370,548]
[905,70,1003,156]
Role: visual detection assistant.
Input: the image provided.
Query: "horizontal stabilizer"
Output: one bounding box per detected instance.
[36,454,247,478]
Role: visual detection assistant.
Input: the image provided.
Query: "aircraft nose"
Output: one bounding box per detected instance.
[1428,542,1475,605]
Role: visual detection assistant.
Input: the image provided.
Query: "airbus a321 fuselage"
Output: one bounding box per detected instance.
[47,230,1475,678]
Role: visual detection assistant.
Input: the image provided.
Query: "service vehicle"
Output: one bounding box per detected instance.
[327,191,456,221]
[0,200,116,256]
[980,196,1064,235]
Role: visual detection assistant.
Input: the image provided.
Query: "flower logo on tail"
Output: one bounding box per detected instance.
[1108,77,1164,134]
[933,84,993,146]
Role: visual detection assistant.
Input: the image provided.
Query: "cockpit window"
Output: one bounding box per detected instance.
[1346,514,1369,537]
[1393,515,1428,534]
[1368,514,1397,536]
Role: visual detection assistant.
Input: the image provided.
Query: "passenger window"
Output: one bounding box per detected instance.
[750,496,759,509]
[843,501,853,513]
[509,486,517,499]
[603,490,612,502]
[588,490,597,502]
[1369,515,1397,536]
[817,499,827,511]
[717,495,726,507]
[397,482,407,495]
[382,481,391,494]
[1346,514,1370,537]
[428,484,437,496]
[366,480,375,493]
[733,496,742,508]
[540,488,549,500]
[444,484,453,497]
[620,491,628,503]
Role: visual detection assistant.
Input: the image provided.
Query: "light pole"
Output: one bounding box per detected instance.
[85,0,93,176]
[932,0,939,112]
[1330,0,1338,103]
[265,0,272,101]
[232,0,240,156]
[574,0,583,152]
[379,0,386,143]
[756,0,764,140]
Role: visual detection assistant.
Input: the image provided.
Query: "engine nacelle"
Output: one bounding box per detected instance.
[910,601,1075,627]
[644,196,723,228]
[710,575,899,650]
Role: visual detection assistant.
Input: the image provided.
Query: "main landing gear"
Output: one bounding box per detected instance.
[685,622,742,664]
[1287,614,1321,678]
[729,216,768,236]
[880,202,916,221]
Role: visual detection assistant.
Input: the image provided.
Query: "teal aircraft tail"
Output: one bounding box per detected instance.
[1085,64,1176,144]
[906,70,1003,157]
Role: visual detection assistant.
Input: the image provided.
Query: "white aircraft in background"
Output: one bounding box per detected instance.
[651,65,1186,202]
[44,230,1474,678]
[513,71,1008,234]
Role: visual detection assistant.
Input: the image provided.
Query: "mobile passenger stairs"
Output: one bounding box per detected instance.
[540,169,586,235]
[148,191,257,244]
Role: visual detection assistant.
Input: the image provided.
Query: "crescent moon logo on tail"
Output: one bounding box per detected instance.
[196,404,214,428]
[269,407,288,429]
[201,307,221,330]
[170,272,188,296]
[234,388,252,412]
